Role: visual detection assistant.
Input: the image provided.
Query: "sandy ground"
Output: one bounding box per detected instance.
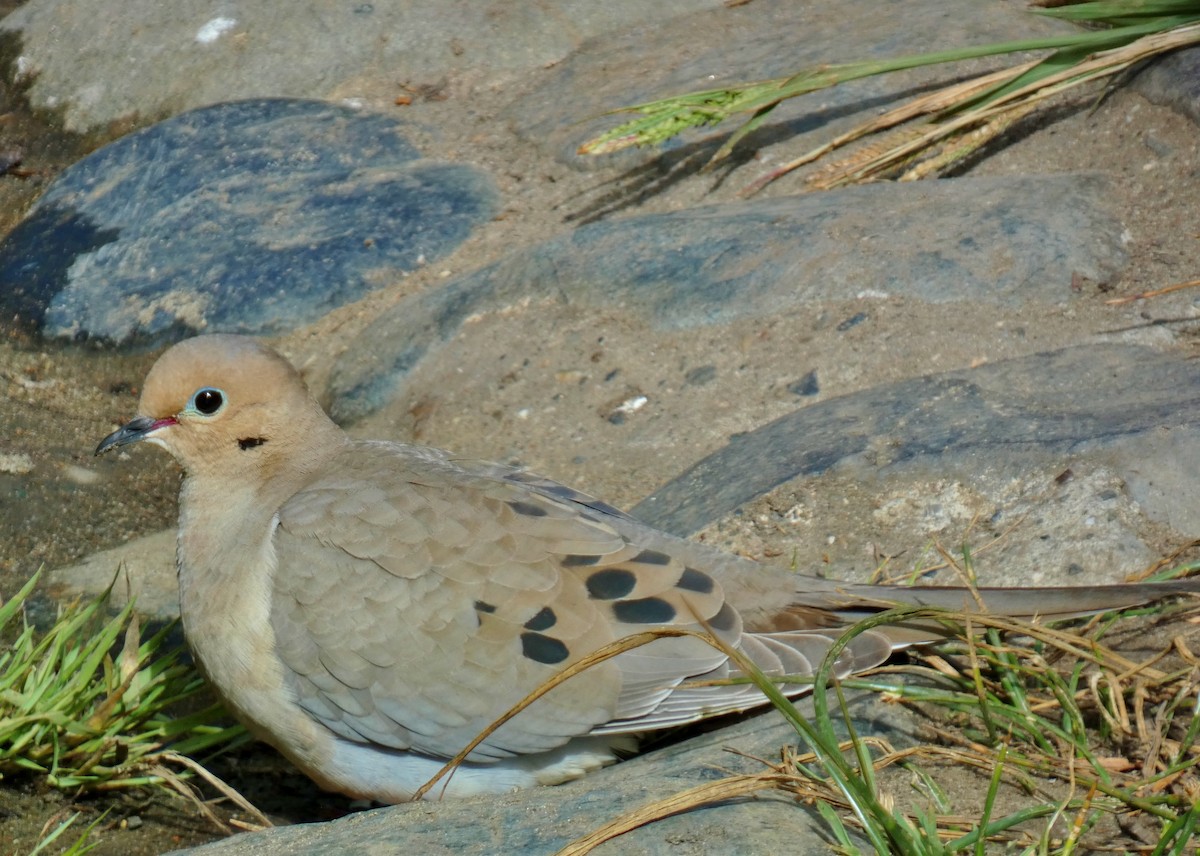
[2,12,1200,853]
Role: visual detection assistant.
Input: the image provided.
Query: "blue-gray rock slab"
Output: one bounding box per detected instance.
[0,98,499,348]
[167,688,908,855]
[634,342,1200,587]
[327,172,1125,423]
[506,0,1085,169]
[0,0,722,133]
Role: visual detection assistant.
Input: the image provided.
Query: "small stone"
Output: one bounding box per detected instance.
[604,392,648,424]
[614,395,647,415]
[0,452,34,474]
[786,370,819,397]
[837,312,869,332]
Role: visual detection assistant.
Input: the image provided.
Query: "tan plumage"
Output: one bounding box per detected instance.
[96,334,1198,802]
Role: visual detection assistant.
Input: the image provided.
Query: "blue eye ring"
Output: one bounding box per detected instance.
[190,387,226,416]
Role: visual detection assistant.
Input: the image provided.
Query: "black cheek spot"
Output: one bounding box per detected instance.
[677,567,715,594]
[521,632,569,665]
[613,597,677,625]
[632,549,672,566]
[474,600,497,614]
[586,568,637,600]
[523,606,557,631]
[562,554,602,567]
[237,437,267,450]
[507,500,548,517]
[708,602,739,633]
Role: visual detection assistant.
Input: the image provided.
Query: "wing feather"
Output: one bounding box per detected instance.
[269,440,888,761]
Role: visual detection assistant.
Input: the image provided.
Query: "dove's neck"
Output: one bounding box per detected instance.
[174,478,335,772]
[173,410,346,706]
[174,412,345,599]
[172,425,341,765]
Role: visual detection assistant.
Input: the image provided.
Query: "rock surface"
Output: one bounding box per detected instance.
[172,690,913,856]
[327,173,1126,423]
[0,0,721,133]
[0,98,498,346]
[635,344,1200,542]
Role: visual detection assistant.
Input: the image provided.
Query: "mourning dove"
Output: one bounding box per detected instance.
[96,334,1197,802]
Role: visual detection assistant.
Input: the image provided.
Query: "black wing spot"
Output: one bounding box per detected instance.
[523,606,557,631]
[632,548,672,566]
[677,567,715,594]
[586,568,637,600]
[708,602,739,633]
[613,597,677,625]
[521,632,569,665]
[562,553,602,567]
[237,437,267,450]
[507,500,549,517]
[474,600,497,614]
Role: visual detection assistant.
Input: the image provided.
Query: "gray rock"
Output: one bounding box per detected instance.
[0,0,722,133]
[0,98,498,347]
[328,173,1125,423]
[632,344,1200,541]
[169,689,908,855]
[1133,46,1200,126]
[50,529,177,620]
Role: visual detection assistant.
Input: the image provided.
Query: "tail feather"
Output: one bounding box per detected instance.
[795,577,1200,620]
[592,577,1197,739]
[776,577,1200,649]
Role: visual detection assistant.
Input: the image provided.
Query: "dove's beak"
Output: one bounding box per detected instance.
[95,415,177,455]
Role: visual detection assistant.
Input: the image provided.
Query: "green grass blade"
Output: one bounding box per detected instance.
[582,15,1195,157]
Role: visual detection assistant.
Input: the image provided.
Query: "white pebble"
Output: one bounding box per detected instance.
[195,17,237,44]
[62,464,101,486]
[614,395,648,415]
[0,452,33,475]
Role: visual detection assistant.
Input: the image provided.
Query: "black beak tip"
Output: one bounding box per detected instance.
[95,415,160,456]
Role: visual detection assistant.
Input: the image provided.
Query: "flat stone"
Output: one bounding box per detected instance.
[0,0,721,133]
[50,529,177,620]
[0,98,498,347]
[328,173,1125,423]
[167,688,909,855]
[1133,46,1200,126]
[633,343,1200,546]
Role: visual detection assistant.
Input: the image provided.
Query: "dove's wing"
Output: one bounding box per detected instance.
[269,441,893,762]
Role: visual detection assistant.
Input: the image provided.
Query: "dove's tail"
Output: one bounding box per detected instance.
[779,576,1200,648]
[852,576,1198,616]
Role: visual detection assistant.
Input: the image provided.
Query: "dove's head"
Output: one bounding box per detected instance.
[96,334,344,482]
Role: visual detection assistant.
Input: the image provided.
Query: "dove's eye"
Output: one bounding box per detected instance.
[190,387,225,416]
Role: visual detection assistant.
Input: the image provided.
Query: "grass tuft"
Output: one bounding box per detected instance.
[0,568,249,795]
[578,1,1200,194]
